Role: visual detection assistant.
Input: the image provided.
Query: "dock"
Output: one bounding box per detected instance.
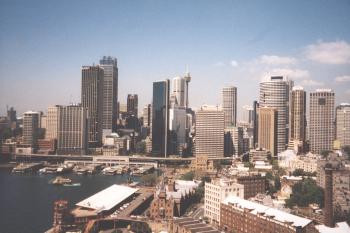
[12,162,43,173]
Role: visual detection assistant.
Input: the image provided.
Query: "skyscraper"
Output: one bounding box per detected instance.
[224,126,244,157]
[172,76,186,107]
[57,105,88,155]
[127,94,138,117]
[169,107,187,155]
[81,65,104,147]
[142,104,152,127]
[260,76,291,154]
[46,106,59,140]
[99,56,118,133]
[22,111,39,148]
[241,105,254,127]
[289,86,306,150]
[184,71,191,109]
[309,89,335,153]
[222,86,237,127]
[258,107,277,157]
[336,103,350,147]
[195,105,224,157]
[152,80,170,157]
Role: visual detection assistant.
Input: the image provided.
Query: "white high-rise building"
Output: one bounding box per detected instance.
[57,105,88,155]
[336,103,350,147]
[204,178,244,224]
[241,105,254,127]
[260,76,292,154]
[222,86,237,127]
[195,105,224,157]
[309,89,335,153]
[172,77,186,107]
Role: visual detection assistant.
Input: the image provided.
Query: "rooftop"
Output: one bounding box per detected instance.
[223,195,312,228]
[316,222,350,233]
[76,184,138,212]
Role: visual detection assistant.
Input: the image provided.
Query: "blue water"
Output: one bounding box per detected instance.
[0,168,141,233]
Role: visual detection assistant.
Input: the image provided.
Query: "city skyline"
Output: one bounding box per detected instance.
[1,1,350,116]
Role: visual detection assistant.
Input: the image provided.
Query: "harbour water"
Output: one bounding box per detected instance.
[0,168,143,233]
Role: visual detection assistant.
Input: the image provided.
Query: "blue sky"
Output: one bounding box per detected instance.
[1,0,350,117]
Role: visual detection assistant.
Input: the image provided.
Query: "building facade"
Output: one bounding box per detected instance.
[289,86,306,150]
[152,80,170,156]
[224,126,243,157]
[57,105,88,155]
[220,195,315,233]
[81,65,104,147]
[127,94,138,117]
[258,107,277,157]
[22,111,40,148]
[309,89,335,153]
[336,103,350,147]
[204,178,244,224]
[222,86,237,127]
[99,56,118,134]
[260,76,292,154]
[195,105,224,157]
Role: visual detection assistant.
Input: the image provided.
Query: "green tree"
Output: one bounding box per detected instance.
[320,150,331,158]
[286,178,324,208]
[181,171,195,181]
[141,173,158,186]
[135,141,146,154]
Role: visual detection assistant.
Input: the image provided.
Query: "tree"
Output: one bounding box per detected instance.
[342,146,350,160]
[286,178,324,208]
[141,173,158,186]
[214,160,223,176]
[181,171,195,181]
[135,141,146,154]
[320,150,331,158]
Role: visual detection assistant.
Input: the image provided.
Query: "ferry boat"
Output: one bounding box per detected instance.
[51,176,72,185]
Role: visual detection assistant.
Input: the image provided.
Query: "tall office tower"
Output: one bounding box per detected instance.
[172,76,186,107]
[195,105,225,157]
[336,103,350,147]
[289,86,306,150]
[224,126,243,157]
[23,111,39,148]
[260,76,291,154]
[253,101,259,146]
[99,56,118,133]
[81,65,104,147]
[7,107,16,123]
[241,105,254,127]
[169,107,187,155]
[46,106,59,140]
[142,104,152,127]
[258,107,277,157]
[184,71,191,109]
[127,94,138,117]
[222,86,237,127]
[152,80,170,157]
[57,105,88,155]
[309,89,335,153]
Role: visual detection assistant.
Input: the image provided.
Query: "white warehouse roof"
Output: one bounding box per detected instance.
[76,184,138,212]
[223,195,312,228]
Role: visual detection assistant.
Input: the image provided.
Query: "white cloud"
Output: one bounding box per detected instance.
[230,60,238,67]
[300,79,324,86]
[335,75,350,82]
[305,40,350,64]
[261,68,310,81]
[259,55,297,65]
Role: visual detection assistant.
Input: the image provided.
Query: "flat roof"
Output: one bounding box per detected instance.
[76,184,138,212]
[223,195,312,228]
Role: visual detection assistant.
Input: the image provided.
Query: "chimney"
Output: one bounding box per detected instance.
[324,165,334,227]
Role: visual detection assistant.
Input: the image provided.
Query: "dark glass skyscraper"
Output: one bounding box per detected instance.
[152,80,170,157]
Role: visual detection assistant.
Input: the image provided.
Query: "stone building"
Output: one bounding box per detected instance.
[149,179,199,220]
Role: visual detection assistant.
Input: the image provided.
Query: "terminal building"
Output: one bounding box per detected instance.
[71,184,139,224]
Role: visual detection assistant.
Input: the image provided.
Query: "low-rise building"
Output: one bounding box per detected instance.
[220,195,316,233]
[150,179,200,220]
[170,217,220,233]
[190,154,214,174]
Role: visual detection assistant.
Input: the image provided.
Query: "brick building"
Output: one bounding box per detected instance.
[220,195,316,233]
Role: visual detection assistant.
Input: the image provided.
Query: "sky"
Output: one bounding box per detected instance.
[1,0,350,118]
